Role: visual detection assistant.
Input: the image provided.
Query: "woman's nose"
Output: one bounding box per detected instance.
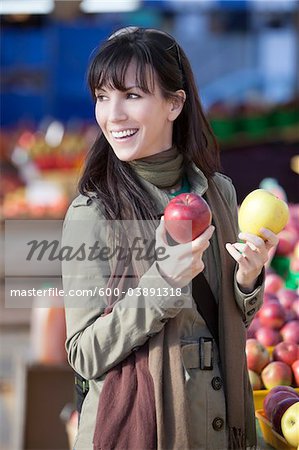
[108,99,128,122]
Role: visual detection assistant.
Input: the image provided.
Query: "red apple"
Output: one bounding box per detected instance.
[248,369,262,390]
[276,229,298,256]
[263,385,299,419]
[271,397,299,435]
[280,320,299,344]
[277,288,298,310]
[264,273,284,294]
[285,309,297,322]
[246,317,261,339]
[263,293,279,303]
[255,326,282,347]
[164,193,212,244]
[292,300,299,319]
[281,402,299,447]
[272,342,299,366]
[261,361,293,390]
[259,301,286,329]
[246,338,270,374]
[292,360,299,386]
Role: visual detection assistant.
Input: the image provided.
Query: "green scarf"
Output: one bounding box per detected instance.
[129,147,184,189]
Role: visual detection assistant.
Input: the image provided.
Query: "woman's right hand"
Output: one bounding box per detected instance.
[155,216,215,288]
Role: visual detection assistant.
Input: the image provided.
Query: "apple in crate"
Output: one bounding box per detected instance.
[271,397,299,435]
[259,301,286,329]
[247,317,261,338]
[164,193,212,244]
[264,273,284,295]
[248,369,262,390]
[261,361,293,390]
[263,386,299,420]
[277,288,298,310]
[276,229,298,256]
[292,300,299,319]
[255,326,282,347]
[273,342,299,366]
[245,338,270,373]
[292,360,299,387]
[280,320,299,344]
[281,402,299,447]
[238,189,289,238]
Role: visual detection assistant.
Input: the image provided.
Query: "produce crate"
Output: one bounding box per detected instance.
[255,409,297,450]
[253,388,299,411]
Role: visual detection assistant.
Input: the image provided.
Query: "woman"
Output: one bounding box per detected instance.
[62,27,278,450]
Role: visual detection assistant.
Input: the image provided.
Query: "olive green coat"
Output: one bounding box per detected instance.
[62,163,264,450]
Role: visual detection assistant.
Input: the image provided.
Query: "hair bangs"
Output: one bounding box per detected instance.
[89,41,155,97]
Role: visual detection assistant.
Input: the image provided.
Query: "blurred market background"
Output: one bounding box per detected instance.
[0,1,299,449]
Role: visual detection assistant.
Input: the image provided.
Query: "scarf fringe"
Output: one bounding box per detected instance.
[228,427,246,450]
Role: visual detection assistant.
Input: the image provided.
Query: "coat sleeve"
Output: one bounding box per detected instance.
[62,196,190,380]
[216,174,264,327]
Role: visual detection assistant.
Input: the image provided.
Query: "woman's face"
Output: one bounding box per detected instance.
[95,61,181,161]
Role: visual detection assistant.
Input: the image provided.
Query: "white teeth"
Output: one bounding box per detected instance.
[111,129,137,138]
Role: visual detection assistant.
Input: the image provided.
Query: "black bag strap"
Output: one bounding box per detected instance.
[192,273,219,345]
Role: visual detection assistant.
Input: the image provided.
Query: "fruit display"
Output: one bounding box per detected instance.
[16,128,87,171]
[2,186,69,219]
[243,192,299,428]
[246,339,299,391]
[247,200,299,347]
[1,123,99,219]
[164,193,212,243]
[256,386,299,449]
[248,286,299,347]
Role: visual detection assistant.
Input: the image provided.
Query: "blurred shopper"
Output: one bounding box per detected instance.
[62,27,278,450]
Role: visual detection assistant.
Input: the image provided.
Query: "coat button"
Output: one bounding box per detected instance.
[212,417,224,431]
[249,297,257,306]
[211,376,222,390]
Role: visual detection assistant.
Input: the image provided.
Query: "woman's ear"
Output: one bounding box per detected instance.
[168,90,186,121]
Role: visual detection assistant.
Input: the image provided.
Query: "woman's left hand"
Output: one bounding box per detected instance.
[225,227,279,293]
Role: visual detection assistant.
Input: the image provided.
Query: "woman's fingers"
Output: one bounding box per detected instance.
[226,241,268,265]
[156,220,215,253]
[225,243,244,262]
[239,228,279,251]
[238,232,265,248]
[259,228,279,250]
[191,225,215,251]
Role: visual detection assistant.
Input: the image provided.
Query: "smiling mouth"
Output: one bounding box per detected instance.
[111,129,139,140]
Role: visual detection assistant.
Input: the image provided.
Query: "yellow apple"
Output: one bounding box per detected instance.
[281,401,299,447]
[238,189,289,238]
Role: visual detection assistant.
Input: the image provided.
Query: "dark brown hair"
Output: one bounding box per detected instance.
[79,27,220,220]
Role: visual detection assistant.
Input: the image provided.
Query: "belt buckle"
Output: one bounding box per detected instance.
[199,337,214,370]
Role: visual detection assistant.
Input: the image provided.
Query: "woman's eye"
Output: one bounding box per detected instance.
[127,93,140,99]
[95,94,107,102]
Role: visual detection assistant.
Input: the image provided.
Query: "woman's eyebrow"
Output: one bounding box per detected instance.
[124,85,141,90]
[95,86,140,92]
